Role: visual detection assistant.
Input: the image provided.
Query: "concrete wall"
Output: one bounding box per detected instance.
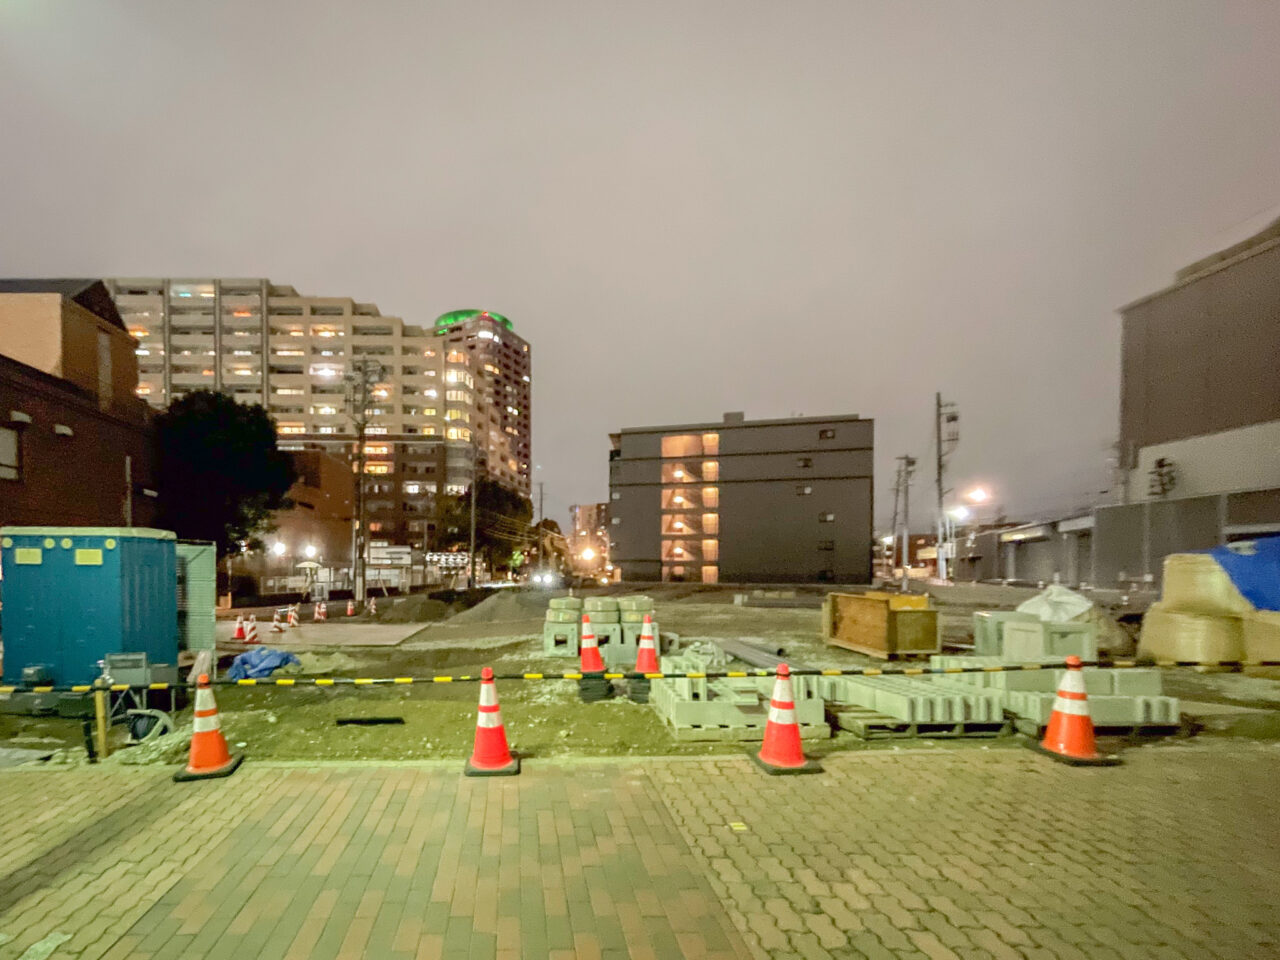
[1134,420,1280,501]
[0,294,63,376]
[1120,237,1280,453]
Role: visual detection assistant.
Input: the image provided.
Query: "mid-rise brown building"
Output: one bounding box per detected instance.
[0,280,157,527]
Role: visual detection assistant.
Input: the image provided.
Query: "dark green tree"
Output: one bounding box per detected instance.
[154,390,297,555]
[432,478,533,575]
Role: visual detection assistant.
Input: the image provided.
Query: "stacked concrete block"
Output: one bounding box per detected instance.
[618,595,662,657]
[972,611,1039,656]
[649,651,825,741]
[542,596,582,657]
[1000,620,1098,661]
[825,675,1004,727]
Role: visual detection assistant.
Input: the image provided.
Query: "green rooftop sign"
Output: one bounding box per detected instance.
[434,309,513,332]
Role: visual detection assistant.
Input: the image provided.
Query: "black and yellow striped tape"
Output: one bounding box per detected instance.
[1,658,1274,694]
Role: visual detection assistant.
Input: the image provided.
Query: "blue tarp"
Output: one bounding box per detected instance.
[1207,536,1280,612]
[226,648,301,680]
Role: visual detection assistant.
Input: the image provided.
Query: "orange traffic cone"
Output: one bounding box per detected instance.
[270,609,285,633]
[245,615,259,644]
[287,605,299,628]
[634,614,660,673]
[312,602,322,622]
[173,674,244,782]
[753,664,821,775]
[465,667,519,776]
[347,599,355,617]
[369,596,377,616]
[1030,656,1121,766]
[232,615,246,641]
[579,613,605,673]
[319,601,327,622]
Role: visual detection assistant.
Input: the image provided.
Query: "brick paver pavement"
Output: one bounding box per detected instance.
[0,743,1277,959]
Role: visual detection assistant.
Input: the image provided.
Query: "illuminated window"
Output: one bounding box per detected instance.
[366,425,388,435]
[661,435,701,458]
[702,433,719,456]
[701,461,719,482]
[446,351,467,364]
[135,385,151,396]
[701,565,718,585]
[446,390,471,403]
[277,423,305,435]
[364,444,389,455]
[818,428,835,440]
[819,512,835,523]
[129,328,149,339]
[364,462,391,474]
[445,409,469,423]
[703,513,719,534]
[446,427,471,441]
[275,388,304,396]
[368,522,384,532]
[702,540,719,562]
[702,487,719,508]
[796,485,812,496]
[312,327,341,338]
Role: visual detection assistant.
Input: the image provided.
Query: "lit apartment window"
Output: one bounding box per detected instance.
[703,513,719,534]
[796,485,812,496]
[818,428,835,439]
[446,390,471,403]
[277,423,305,435]
[446,351,467,364]
[702,461,719,482]
[368,522,384,532]
[445,409,469,423]
[702,433,719,456]
[702,540,719,562]
[309,365,342,378]
[446,427,471,441]
[366,426,388,435]
[364,463,391,474]
[819,512,835,522]
[312,327,341,338]
[129,328,148,339]
[661,434,701,458]
[135,385,151,396]
[275,388,305,396]
[364,444,390,455]
[702,487,719,508]
[611,491,621,501]
[701,565,718,585]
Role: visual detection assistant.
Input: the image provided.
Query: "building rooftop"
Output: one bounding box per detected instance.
[618,412,868,434]
[434,309,513,332]
[0,279,126,331]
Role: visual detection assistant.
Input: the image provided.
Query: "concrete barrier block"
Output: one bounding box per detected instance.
[542,621,580,657]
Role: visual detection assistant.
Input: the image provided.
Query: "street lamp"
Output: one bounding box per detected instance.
[271,542,286,557]
[581,547,596,561]
[965,487,990,504]
[948,506,971,522]
[304,544,318,559]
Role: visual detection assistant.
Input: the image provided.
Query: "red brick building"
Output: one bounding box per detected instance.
[0,280,157,527]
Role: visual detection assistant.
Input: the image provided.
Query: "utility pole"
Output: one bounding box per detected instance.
[344,358,386,605]
[896,454,917,592]
[888,460,902,582]
[537,481,546,578]
[934,393,959,580]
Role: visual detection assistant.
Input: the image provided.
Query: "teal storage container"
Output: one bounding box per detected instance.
[0,527,179,685]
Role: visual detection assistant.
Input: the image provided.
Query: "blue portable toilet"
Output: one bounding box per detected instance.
[0,527,179,685]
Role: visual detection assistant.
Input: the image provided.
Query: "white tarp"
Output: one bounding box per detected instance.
[1016,584,1093,623]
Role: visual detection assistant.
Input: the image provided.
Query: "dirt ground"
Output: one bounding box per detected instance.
[6,586,1280,764]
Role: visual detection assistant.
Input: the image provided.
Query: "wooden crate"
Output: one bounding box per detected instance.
[822,593,940,659]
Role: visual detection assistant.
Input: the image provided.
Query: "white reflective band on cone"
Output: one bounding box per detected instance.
[768,706,797,724]
[480,684,497,707]
[1059,670,1086,695]
[477,711,503,728]
[193,713,221,733]
[1051,698,1090,717]
[771,676,794,704]
[194,687,214,711]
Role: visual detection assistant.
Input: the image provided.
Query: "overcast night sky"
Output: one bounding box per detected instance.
[3,1,1279,530]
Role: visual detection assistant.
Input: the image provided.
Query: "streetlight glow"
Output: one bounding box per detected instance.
[304,545,318,559]
[948,505,971,521]
[580,547,596,561]
[271,542,286,556]
[966,487,990,503]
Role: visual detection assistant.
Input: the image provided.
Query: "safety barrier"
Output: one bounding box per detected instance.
[3,658,1277,694]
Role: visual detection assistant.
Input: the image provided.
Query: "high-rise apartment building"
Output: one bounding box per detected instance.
[609,412,873,583]
[106,279,531,549]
